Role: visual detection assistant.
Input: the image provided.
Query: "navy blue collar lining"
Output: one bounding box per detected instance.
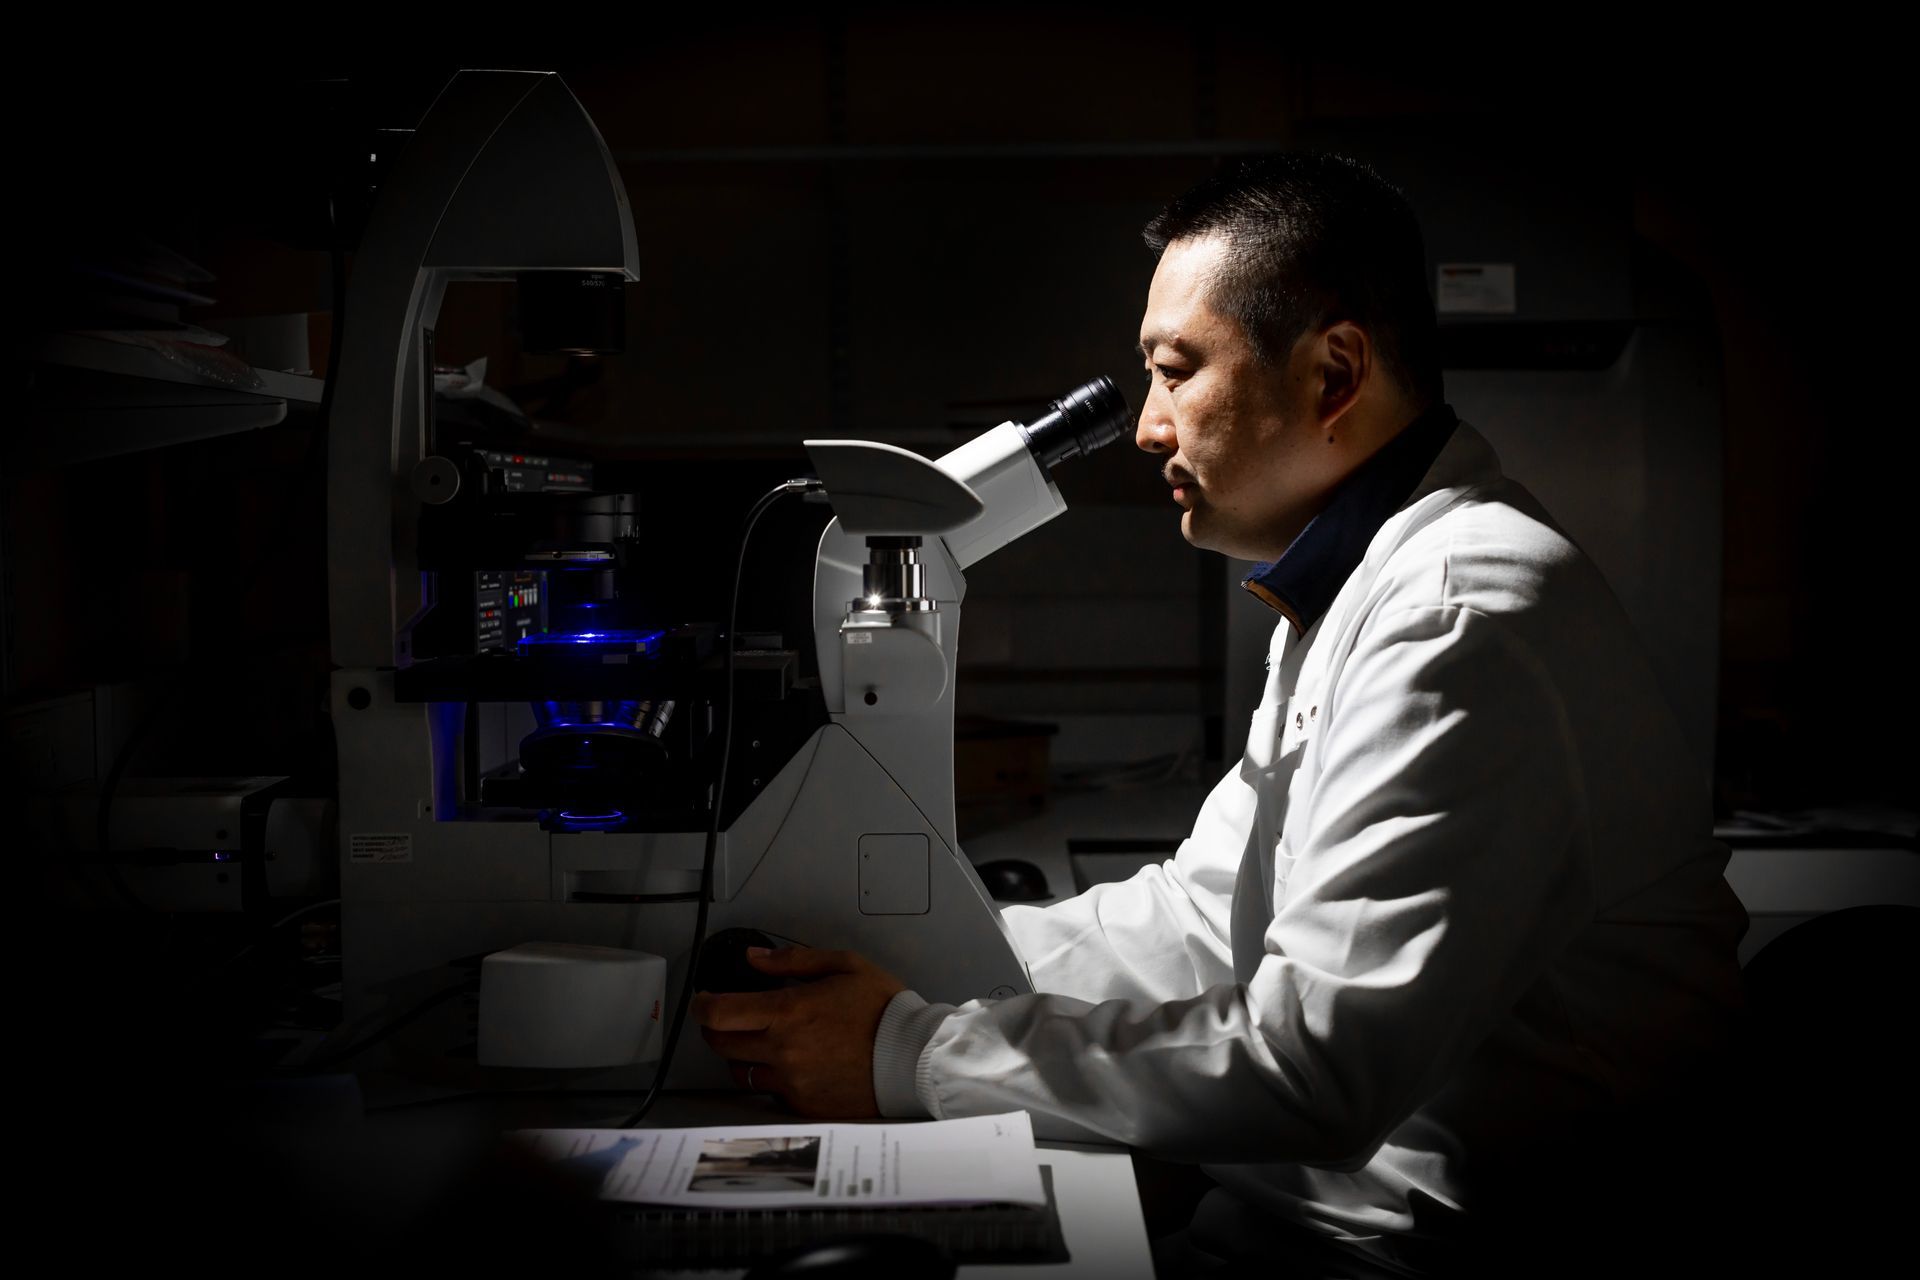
[1242,403,1460,632]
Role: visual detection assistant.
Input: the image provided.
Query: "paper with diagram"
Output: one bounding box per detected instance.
[509,1110,1045,1211]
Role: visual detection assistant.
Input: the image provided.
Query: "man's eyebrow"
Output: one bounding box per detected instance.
[1137,333,1189,360]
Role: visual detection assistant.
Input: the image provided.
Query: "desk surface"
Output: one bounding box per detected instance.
[634,1092,1153,1279]
[961,781,1214,907]
[351,1082,1152,1278]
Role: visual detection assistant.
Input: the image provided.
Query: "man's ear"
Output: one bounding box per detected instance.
[1317,322,1371,437]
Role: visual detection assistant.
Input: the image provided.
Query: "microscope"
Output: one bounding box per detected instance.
[327,70,1131,1088]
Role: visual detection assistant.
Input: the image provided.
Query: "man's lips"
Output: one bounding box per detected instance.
[1165,467,1197,507]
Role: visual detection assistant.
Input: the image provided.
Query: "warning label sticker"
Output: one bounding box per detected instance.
[349,833,413,863]
[1436,262,1518,315]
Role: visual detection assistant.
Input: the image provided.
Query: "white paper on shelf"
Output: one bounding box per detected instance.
[509,1111,1045,1210]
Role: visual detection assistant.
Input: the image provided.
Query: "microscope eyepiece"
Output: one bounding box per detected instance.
[1018,375,1132,470]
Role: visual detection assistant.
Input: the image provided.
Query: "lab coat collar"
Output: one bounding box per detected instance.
[1241,402,1461,632]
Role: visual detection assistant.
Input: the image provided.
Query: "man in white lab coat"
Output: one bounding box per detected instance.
[696,155,1748,1276]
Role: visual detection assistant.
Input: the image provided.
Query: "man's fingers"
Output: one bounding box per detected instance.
[692,989,785,1030]
[702,1028,772,1060]
[748,945,861,978]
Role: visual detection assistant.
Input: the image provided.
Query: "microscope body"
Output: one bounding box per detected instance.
[326,69,1126,1085]
[335,439,1054,1087]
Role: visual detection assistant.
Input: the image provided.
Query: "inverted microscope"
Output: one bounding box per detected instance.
[326,69,1131,1091]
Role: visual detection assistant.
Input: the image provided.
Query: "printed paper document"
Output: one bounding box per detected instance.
[510,1111,1044,1211]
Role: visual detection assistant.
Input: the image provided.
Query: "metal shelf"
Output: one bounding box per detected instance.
[24,332,324,468]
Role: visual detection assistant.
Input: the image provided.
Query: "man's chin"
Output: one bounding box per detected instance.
[1180,510,1216,552]
[1181,512,1266,561]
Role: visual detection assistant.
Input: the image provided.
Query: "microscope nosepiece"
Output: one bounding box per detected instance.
[1018,375,1132,470]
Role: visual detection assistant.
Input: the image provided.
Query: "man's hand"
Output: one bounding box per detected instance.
[693,946,906,1118]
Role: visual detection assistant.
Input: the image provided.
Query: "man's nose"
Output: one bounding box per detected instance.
[1136,387,1174,455]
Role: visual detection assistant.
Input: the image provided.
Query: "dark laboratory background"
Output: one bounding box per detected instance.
[7,13,1913,1271]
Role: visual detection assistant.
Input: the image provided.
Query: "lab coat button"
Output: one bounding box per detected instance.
[1295,712,1304,729]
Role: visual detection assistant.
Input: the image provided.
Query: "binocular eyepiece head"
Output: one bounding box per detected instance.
[1018,375,1132,470]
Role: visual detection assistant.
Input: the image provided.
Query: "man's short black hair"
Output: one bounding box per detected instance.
[1143,153,1441,403]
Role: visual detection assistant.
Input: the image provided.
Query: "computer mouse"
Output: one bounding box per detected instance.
[742,1232,956,1279]
[975,858,1051,902]
[694,927,790,992]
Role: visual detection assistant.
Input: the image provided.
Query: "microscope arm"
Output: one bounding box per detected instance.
[326,69,638,670]
[805,378,1128,855]
[810,421,1072,715]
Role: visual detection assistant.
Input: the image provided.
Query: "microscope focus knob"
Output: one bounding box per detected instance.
[411,455,463,505]
[695,928,796,993]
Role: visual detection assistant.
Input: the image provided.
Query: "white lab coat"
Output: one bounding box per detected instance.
[871,422,1747,1250]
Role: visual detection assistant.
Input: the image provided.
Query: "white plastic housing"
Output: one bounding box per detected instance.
[803,439,984,535]
[935,423,1069,569]
[477,941,664,1068]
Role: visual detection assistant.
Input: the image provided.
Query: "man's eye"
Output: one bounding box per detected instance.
[1154,364,1186,382]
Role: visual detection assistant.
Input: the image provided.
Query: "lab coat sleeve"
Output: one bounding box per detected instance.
[872,990,953,1117]
[993,765,1252,1006]
[911,604,1591,1165]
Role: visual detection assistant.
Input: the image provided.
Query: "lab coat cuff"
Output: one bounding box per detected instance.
[872,989,954,1118]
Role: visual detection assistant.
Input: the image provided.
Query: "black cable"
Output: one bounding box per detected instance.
[222,897,341,967]
[620,477,820,1127]
[304,980,473,1071]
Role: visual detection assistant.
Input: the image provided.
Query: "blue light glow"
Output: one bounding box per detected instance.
[519,628,667,655]
[556,809,627,832]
